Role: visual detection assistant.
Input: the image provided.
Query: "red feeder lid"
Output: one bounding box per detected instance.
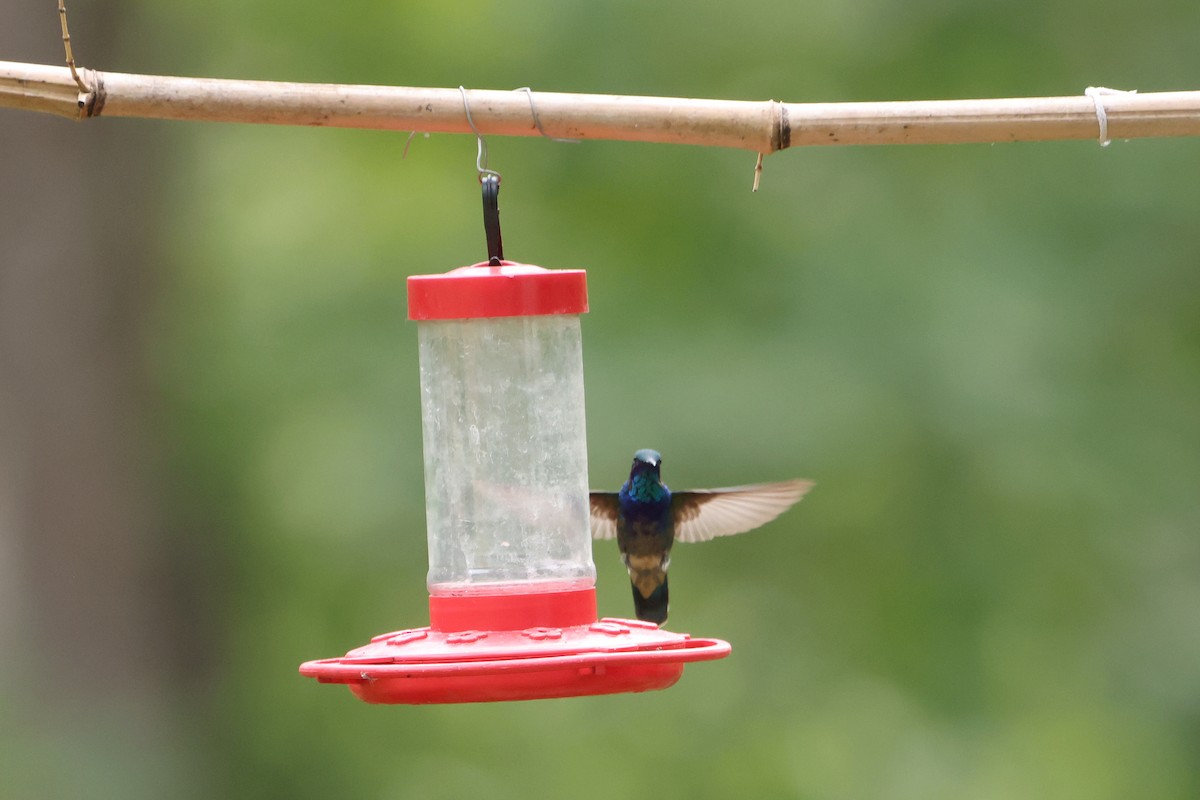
[299,587,731,704]
[407,261,588,321]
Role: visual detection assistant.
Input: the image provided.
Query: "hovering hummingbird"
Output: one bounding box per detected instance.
[590,449,813,625]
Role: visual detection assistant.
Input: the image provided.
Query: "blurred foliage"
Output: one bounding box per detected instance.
[8,0,1200,796]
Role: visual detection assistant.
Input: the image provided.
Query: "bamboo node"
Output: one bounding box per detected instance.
[775,102,791,151]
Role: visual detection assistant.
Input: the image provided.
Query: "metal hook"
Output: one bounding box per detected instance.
[481,174,504,265]
[459,86,502,180]
[459,87,503,264]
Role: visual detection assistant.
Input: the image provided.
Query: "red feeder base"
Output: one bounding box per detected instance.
[299,588,730,704]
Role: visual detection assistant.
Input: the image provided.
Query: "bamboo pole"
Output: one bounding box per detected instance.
[4,59,1200,151]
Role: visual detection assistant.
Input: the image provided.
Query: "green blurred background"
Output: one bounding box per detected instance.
[2,0,1199,797]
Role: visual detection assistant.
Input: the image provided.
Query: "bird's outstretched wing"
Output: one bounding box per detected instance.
[671,479,813,543]
[589,492,621,540]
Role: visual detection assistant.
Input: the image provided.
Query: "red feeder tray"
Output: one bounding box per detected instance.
[299,587,730,704]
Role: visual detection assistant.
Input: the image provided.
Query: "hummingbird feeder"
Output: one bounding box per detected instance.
[299,176,729,703]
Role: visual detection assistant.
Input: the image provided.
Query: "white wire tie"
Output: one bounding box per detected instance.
[1084,86,1138,147]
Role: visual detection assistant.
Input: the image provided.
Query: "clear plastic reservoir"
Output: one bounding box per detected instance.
[414,279,594,596]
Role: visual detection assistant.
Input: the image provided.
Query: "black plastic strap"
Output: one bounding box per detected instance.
[481,174,503,266]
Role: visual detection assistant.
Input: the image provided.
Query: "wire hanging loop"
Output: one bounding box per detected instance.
[459,86,504,264]
[459,86,501,180]
[514,87,580,143]
[481,174,504,266]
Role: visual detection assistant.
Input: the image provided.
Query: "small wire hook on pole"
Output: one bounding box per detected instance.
[459,86,504,264]
[459,86,501,180]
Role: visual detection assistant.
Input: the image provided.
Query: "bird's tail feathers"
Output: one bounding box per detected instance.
[632,575,669,626]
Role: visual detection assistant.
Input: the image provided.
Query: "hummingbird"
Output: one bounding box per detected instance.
[590,449,813,625]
